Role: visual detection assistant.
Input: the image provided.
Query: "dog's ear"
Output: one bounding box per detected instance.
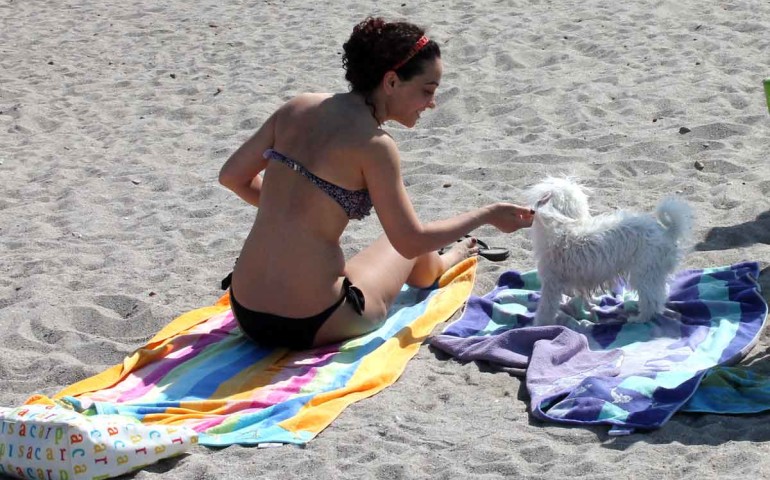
[535,192,552,209]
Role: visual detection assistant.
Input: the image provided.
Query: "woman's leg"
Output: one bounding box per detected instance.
[312,235,476,346]
[407,236,478,288]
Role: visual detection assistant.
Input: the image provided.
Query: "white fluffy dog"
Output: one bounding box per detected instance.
[525,177,693,326]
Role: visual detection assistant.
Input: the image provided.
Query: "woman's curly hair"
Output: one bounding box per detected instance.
[342,17,441,94]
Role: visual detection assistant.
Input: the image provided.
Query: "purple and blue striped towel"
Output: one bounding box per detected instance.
[431,262,767,434]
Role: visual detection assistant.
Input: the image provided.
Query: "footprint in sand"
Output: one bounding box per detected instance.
[687,122,749,140]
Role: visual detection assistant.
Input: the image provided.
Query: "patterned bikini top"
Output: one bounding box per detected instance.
[263,149,373,220]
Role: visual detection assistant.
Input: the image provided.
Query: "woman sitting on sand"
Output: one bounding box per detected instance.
[218,17,534,350]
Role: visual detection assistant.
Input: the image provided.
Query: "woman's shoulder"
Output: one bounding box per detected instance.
[280,92,333,111]
[276,92,398,160]
[273,93,337,127]
[366,130,397,155]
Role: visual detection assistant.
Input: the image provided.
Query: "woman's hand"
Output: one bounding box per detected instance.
[486,203,535,233]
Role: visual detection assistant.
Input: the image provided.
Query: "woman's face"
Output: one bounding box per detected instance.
[390,57,442,128]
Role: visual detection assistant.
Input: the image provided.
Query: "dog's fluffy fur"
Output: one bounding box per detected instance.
[526,177,693,326]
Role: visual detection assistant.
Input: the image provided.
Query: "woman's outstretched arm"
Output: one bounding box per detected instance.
[364,136,533,259]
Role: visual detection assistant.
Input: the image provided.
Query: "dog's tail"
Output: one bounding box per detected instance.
[656,197,693,242]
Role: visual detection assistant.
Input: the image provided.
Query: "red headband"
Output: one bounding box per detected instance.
[392,35,430,71]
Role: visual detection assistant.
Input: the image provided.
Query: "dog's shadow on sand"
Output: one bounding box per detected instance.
[694,210,770,251]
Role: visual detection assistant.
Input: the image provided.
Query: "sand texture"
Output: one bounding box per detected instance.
[2,0,769,478]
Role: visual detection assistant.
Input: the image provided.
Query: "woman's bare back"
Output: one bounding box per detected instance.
[230,93,379,316]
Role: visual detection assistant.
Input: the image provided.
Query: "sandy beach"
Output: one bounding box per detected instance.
[2,0,769,478]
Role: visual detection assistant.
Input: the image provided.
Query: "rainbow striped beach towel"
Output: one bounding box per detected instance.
[26,258,476,447]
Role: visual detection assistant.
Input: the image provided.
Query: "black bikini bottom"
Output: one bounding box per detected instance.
[229,277,365,350]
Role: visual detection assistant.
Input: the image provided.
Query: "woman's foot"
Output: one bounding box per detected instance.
[439,236,479,270]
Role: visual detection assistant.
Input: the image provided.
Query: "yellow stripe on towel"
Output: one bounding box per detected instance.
[278,257,477,435]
